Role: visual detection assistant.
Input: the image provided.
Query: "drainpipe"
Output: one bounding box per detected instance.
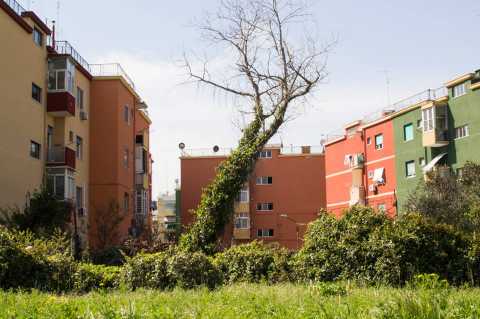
[362,129,368,206]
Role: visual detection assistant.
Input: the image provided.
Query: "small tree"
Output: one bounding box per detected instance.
[180,0,332,253]
[92,200,127,250]
[0,186,71,236]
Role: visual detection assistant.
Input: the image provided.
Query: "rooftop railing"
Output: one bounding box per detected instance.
[90,63,136,90]
[2,0,26,16]
[280,145,324,155]
[181,145,325,157]
[50,41,92,73]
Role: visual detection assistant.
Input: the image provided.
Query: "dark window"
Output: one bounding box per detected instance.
[375,134,384,150]
[30,141,41,159]
[256,176,273,185]
[136,135,144,145]
[124,105,130,124]
[257,228,274,237]
[258,150,272,158]
[403,123,414,141]
[33,28,43,46]
[32,83,41,103]
[76,136,83,160]
[405,160,415,177]
[77,87,84,110]
[123,192,129,212]
[256,202,274,211]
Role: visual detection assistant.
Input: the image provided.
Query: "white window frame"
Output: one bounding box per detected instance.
[258,150,272,158]
[375,134,384,150]
[237,187,249,203]
[256,176,273,185]
[48,169,75,200]
[406,160,416,178]
[452,83,466,98]
[454,125,469,139]
[422,107,434,132]
[235,212,250,229]
[48,58,75,94]
[77,87,84,110]
[33,27,43,46]
[257,202,273,211]
[257,228,274,238]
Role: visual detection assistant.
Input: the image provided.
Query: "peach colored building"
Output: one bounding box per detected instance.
[180,145,326,250]
[0,2,153,250]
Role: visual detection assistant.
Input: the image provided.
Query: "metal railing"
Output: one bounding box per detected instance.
[51,41,92,73]
[47,146,67,163]
[2,0,26,16]
[90,63,136,90]
[181,147,233,157]
[280,145,324,155]
[321,86,449,145]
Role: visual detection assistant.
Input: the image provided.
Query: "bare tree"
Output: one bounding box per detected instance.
[180,0,332,253]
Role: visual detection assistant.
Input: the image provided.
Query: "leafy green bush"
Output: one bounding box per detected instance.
[73,264,120,292]
[167,250,222,289]
[409,274,449,290]
[295,207,469,286]
[122,252,171,290]
[215,241,293,284]
[89,246,126,266]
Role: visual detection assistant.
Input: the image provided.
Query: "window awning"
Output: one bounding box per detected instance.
[422,153,447,173]
[373,167,385,183]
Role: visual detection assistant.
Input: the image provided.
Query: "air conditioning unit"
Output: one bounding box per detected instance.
[368,184,376,192]
[80,111,88,120]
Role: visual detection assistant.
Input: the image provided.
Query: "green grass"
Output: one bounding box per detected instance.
[1,283,480,318]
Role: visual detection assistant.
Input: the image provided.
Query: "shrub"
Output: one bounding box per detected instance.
[73,263,120,292]
[295,207,469,286]
[215,241,293,284]
[90,246,126,266]
[122,252,171,290]
[167,250,222,289]
[308,282,347,297]
[409,273,449,290]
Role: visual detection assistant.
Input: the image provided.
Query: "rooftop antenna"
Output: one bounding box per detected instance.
[56,1,61,39]
[381,69,392,107]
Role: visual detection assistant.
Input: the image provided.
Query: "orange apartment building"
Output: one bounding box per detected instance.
[324,113,397,217]
[0,1,153,250]
[180,145,326,250]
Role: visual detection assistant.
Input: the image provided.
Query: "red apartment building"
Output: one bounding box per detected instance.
[325,114,397,217]
[180,145,326,250]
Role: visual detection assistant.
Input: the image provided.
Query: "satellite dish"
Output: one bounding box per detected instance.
[213,145,220,153]
[178,142,185,150]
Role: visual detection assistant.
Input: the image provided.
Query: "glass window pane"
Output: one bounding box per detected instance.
[57,71,65,90]
[55,176,65,198]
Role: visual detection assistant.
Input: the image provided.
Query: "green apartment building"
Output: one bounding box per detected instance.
[393,69,480,212]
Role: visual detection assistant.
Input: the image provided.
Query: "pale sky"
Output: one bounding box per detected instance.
[27,0,480,197]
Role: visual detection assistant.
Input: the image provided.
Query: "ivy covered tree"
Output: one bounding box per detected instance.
[180,0,332,253]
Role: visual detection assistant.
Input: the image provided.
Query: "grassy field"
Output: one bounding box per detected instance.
[1,283,480,318]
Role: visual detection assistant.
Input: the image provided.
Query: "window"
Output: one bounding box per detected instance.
[30,141,41,159]
[455,125,469,139]
[236,187,249,203]
[235,213,249,229]
[124,105,130,124]
[76,186,84,215]
[366,137,371,145]
[417,119,422,129]
[77,87,84,110]
[257,229,274,238]
[32,83,41,103]
[46,169,75,200]
[76,136,83,160]
[373,167,385,184]
[405,160,416,178]
[48,57,75,94]
[69,131,74,143]
[258,150,272,158]
[123,148,129,168]
[419,157,426,167]
[375,134,384,150]
[33,27,43,46]
[452,83,466,98]
[256,176,273,185]
[422,107,434,132]
[378,203,386,212]
[368,170,374,179]
[123,193,130,213]
[403,123,414,141]
[257,203,274,211]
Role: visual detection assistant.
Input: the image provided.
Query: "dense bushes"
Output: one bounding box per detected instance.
[215,241,293,283]
[295,207,470,285]
[1,206,480,292]
[122,249,221,290]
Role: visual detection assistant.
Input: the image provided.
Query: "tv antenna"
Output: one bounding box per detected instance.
[381,69,392,107]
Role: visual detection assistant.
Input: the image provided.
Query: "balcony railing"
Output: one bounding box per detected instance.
[49,41,91,74]
[47,146,76,169]
[2,0,26,16]
[90,63,136,90]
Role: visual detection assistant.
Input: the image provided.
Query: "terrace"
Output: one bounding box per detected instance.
[48,40,92,74]
[2,0,26,16]
[90,63,136,91]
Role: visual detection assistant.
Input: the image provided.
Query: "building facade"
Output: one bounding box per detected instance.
[0,1,153,250]
[180,145,326,250]
[325,116,397,217]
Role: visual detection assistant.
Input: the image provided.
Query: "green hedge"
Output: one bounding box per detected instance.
[295,207,470,285]
[73,263,121,292]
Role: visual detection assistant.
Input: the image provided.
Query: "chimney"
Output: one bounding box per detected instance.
[301,146,311,154]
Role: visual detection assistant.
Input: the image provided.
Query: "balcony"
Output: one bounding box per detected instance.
[349,186,366,206]
[48,41,91,75]
[136,173,148,188]
[421,102,449,148]
[47,146,76,169]
[233,212,250,240]
[47,91,75,116]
